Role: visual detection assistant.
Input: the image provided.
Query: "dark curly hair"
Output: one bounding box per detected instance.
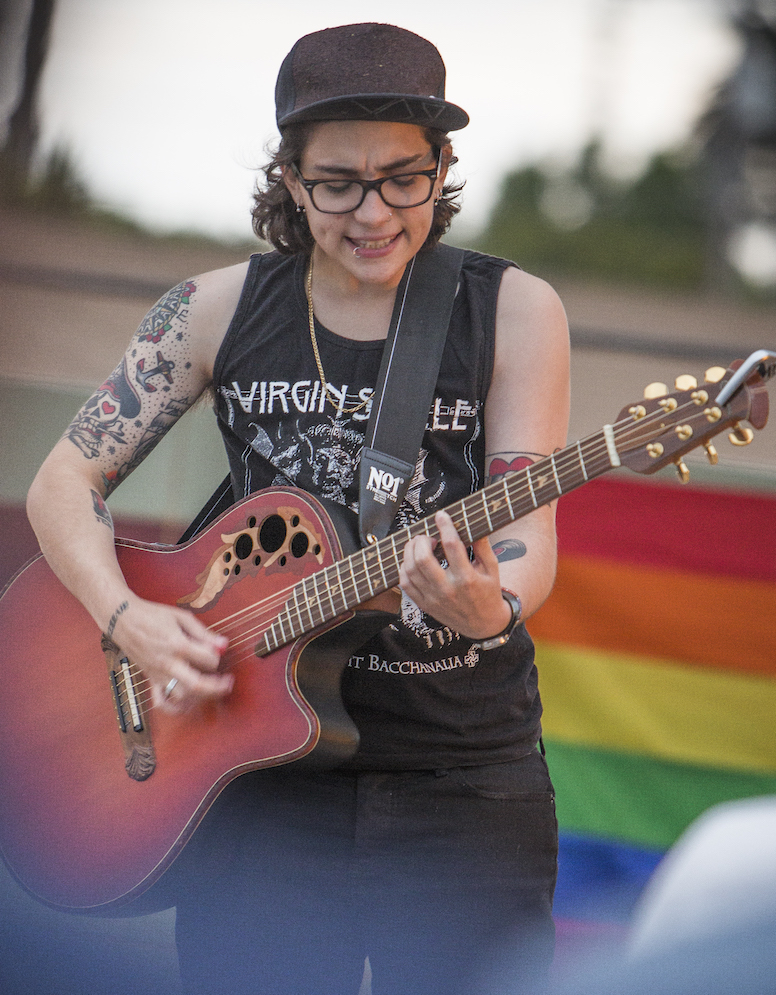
[251,123,463,255]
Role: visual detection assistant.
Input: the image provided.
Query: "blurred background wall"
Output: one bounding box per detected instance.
[1,1,775,990]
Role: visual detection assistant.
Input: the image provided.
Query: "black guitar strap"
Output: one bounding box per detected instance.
[178,473,235,543]
[358,243,464,545]
[179,244,465,547]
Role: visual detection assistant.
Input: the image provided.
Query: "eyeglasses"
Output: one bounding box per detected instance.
[291,154,452,215]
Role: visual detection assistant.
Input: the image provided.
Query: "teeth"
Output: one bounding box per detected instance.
[353,237,393,249]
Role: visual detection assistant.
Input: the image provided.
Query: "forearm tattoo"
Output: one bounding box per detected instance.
[485,452,544,484]
[486,452,543,562]
[90,489,113,530]
[491,537,527,561]
[106,600,129,638]
[64,280,198,497]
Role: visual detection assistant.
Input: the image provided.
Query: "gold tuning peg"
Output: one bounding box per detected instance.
[644,382,669,399]
[729,423,754,446]
[675,375,698,391]
[675,460,690,483]
[704,366,726,384]
[704,441,719,465]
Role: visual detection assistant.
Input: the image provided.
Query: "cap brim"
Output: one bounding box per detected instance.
[278,93,469,131]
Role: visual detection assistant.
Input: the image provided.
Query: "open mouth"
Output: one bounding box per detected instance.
[347,234,400,255]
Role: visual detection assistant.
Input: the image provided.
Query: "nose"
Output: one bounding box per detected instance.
[353,187,393,224]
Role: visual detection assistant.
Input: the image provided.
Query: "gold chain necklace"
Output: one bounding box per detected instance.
[305,255,370,415]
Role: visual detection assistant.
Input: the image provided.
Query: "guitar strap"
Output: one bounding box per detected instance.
[358,242,464,545]
[179,244,465,547]
[178,473,235,543]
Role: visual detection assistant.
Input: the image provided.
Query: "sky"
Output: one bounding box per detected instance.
[2,0,743,241]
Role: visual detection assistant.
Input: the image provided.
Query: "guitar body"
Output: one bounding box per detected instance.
[0,487,392,914]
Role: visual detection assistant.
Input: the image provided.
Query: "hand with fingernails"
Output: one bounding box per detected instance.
[108,595,232,713]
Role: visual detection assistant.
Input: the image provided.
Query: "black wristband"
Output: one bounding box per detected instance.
[478,589,523,651]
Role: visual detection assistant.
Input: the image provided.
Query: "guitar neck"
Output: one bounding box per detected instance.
[257,425,619,654]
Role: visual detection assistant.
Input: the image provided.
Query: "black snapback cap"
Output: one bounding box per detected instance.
[275,23,469,132]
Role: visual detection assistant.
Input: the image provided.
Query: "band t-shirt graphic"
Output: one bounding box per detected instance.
[214,250,543,768]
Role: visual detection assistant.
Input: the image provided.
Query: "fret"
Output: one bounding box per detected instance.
[525,466,538,508]
[306,573,321,628]
[550,453,562,494]
[308,572,323,627]
[339,558,359,611]
[361,548,375,598]
[274,613,288,646]
[292,585,310,635]
[459,501,471,544]
[332,561,348,612]
[345,558,360,607]
[301,578,317,630]
[374,542,389,590]
[503,478,515,520]
[323,565,338,619]
[481,491,493,534]
[576,440,589,481]
[389,532,404,583]
[288,589,302,639]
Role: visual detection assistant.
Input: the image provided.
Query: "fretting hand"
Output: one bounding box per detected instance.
[399,511,512,641]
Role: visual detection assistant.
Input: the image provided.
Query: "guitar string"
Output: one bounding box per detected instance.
[117,393,722,710]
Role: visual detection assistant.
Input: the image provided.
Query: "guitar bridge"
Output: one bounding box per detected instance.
[102,635,156,781]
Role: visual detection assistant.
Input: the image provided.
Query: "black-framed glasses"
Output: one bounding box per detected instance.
[291,154,453,215]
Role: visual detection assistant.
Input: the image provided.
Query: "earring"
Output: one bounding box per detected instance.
[296,203,305,214]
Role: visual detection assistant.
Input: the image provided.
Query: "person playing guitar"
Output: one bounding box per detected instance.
[26,23,569,995]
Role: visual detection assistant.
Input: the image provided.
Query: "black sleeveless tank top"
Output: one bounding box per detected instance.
[213,249,543,769]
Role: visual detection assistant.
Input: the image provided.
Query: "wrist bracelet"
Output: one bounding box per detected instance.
[478,589,523,651]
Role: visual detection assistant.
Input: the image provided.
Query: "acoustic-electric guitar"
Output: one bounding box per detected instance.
[0,353,772,914]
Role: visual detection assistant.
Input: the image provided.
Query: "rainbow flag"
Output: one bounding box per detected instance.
[530,477,776,924]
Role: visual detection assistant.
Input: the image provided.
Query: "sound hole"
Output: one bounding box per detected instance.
[290,533,309,558]
[234,534,253,560]
[259,515,287,553]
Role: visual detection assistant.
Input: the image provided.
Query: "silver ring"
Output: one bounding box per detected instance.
[163,678,179,699]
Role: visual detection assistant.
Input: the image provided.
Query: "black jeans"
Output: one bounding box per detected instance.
[173,750,558,995]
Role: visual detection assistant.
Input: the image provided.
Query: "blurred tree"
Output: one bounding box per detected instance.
[699,4,776,291]
[475,142,708,291]
[0,0,57,198]
[1,0,91,215]
[477,3,776,299]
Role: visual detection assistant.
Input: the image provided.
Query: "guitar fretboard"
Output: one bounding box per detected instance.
[257,424,619,654]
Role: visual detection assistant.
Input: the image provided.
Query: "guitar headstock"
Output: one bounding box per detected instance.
[614,357,771,481]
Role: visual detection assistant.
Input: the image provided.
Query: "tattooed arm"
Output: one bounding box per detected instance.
[400,267,570,640]
[26,263,248,710]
